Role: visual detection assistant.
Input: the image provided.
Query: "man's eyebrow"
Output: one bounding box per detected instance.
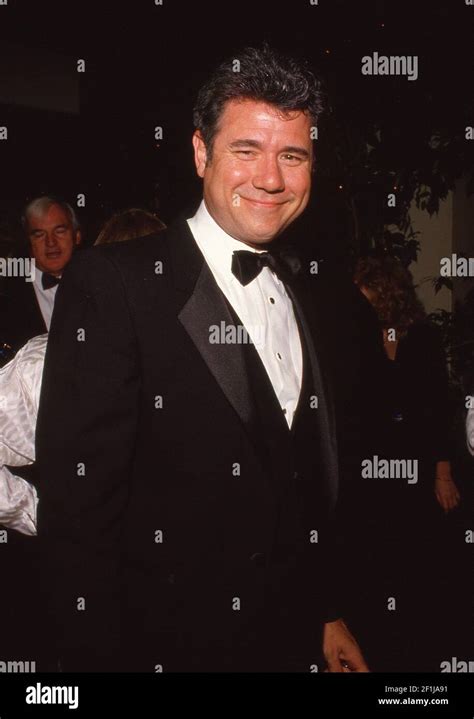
[281,145,310,158]
[30,224,68,235]
[229,139,310,158]
[229,139,262,149]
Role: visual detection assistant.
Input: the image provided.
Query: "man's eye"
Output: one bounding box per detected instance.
[236,150,255,157]
[281,154,300,163]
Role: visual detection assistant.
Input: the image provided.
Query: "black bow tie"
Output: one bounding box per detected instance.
[231,248,301,287]
[41,273,60,290]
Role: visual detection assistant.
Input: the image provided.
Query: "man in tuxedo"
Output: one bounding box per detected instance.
[0,196,81,357]
[36,46,369,672]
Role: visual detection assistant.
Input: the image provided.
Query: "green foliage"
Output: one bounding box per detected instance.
[321,89,474,389]
[429,291,474,393]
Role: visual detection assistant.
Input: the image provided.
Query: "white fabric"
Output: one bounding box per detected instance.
[467,404,474,456]
[187,200,302,428]
[32,268,58,330]
[0,334,47,535]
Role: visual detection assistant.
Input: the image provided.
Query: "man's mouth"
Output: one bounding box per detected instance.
[243,198,286,208]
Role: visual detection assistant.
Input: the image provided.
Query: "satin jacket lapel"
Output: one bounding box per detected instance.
[178,261,260,429]
[167,219,261,452]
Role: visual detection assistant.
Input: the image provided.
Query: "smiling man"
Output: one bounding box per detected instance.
[36,45,368,673]
[0,196,81,357]
[193,99,312,245]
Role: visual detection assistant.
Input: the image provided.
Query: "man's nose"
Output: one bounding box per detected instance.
[252,156,285,193]
[45,233,59,247]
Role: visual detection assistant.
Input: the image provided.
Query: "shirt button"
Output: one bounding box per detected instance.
[269,296,275,304]
[276,352,282,360]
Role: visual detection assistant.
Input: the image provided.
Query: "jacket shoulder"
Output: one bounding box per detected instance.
[62,224,183,288]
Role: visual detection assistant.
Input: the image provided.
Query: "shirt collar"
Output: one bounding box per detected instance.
[33,267,61,291]
[187,199,266,281]
[33,267,44,288]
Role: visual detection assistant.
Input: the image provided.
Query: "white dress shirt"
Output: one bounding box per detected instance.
[0,334,46,535]
[32,268,59,330]
[467,403,474,456]
[187,200,303,428]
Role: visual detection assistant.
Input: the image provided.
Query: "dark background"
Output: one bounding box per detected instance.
[0,0,473,675]
[0,0,473,262]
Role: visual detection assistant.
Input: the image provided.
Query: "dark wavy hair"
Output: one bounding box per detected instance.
[354,255,426,335]
[193,44,325,162]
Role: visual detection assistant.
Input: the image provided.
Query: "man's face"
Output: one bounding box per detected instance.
[193,99,313,247]
[27,204,81,276]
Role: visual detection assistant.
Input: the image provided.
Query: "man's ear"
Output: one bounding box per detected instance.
[74,230,82,246]
[192,130,208,178]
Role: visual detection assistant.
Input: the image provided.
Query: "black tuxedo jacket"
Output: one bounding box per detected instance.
[35,218,382,672]
[0,274,47,357]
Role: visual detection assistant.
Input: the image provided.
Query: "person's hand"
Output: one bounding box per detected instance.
[323,618,369,672]
[435,461,460,513]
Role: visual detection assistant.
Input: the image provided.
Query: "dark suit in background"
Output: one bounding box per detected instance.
[0,273,47,358]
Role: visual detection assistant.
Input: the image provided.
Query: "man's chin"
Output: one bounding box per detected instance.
[43,263,65,275]
[239,223,286,246]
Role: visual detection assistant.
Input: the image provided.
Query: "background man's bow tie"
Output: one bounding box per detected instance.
[42,273,61,290]
[231,248,301,287]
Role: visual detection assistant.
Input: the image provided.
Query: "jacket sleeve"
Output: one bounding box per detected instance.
[35,247,141,671]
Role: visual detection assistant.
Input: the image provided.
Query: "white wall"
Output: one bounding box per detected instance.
[409,192,453,315]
